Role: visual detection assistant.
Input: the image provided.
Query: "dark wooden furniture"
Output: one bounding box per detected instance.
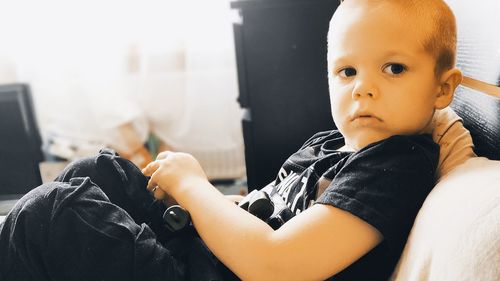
[231,0,340,190]
[0,84,43,196]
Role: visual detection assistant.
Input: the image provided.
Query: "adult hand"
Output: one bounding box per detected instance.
[142,151,208,200]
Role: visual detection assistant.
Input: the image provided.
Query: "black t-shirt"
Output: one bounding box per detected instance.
[266,130,439,280]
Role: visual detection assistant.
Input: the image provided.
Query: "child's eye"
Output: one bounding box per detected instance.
[338,67,357,77]
[383,63,406,75]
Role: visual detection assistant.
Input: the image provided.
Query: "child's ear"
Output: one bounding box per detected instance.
[435,68,463,109]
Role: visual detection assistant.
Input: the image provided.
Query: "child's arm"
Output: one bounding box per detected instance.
[143,152,382,281]
[225,194,245,204]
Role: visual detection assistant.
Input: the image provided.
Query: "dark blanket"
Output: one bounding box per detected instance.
[0,149,233,281]
[0,177,185,281]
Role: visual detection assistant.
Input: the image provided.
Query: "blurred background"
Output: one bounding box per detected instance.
[0,0,247,187]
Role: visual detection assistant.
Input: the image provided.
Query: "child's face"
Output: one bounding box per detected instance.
[328,1,442,150]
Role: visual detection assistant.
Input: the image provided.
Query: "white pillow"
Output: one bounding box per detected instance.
[391,157,500,281]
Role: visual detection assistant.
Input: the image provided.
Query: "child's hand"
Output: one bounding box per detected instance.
[142,151,208,200]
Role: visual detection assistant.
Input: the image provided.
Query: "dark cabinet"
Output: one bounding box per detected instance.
[232,0,340,190]
[0,84,43,196]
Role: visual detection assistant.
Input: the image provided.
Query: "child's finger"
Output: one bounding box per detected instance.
[142,161,159,176]
[141,162,153,176]
[152,188,168,201]
[146,178,157,191]
[156,150,173,160]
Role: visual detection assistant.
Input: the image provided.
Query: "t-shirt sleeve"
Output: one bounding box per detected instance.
[315,134,439,250]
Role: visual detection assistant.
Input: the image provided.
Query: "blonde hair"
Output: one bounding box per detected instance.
[337,0,457,76]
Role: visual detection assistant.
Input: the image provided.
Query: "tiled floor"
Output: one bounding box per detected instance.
[0,197,20,215]
[40,161,70,183]
[212,178,248,196]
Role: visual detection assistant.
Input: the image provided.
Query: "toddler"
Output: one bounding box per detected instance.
[144,0,462,280]
[0,0,463,280]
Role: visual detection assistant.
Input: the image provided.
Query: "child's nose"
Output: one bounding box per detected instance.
[351,78,379,100]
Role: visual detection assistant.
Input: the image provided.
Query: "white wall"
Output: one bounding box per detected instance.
[0,0,246,179]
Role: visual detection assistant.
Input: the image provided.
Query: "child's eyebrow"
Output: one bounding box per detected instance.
[328,55,351,68]
[381,50,417,60]
[329,51,417,67]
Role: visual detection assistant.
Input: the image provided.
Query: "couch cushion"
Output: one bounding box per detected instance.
[391,157,500,281]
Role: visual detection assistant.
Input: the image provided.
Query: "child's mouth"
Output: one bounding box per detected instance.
[351,113,383,126]
[351,113,381,121]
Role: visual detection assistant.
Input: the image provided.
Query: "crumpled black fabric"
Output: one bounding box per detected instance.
[54,148,171,244]
[0,177,186,281]
[0,148,235,281]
